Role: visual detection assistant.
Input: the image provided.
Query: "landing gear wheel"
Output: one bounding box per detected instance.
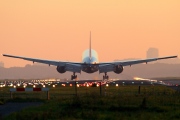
[103,73,109,80]
[71,73,77,80]
[71,75,73,80]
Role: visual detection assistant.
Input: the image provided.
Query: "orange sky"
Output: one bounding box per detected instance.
[0,0,180,68]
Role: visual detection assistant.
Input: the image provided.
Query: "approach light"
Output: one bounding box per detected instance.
[116,84,118,87]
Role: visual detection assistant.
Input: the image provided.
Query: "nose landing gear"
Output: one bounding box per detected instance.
[71,72,77,80]
[103,72,109,80]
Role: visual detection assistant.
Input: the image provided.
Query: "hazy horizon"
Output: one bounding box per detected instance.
[1,56,180,68]
[0,0,179,68]
[1,62,180,79]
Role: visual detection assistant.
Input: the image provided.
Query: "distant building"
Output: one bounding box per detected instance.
[146,48,179,64]
[0,62,4,67]
[146,48,159,58]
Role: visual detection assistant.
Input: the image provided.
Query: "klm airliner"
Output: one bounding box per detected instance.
[3,32,177,80]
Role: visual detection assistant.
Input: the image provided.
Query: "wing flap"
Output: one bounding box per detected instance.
[99,64,115,73]
[99,55,177,66]
[98,55,177,73]
[120,56,177,66]
[3,54,62,66]
[3,54,83,73]
[65,63,82,73]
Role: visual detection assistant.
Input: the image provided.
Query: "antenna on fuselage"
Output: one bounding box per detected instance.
[89,31,92,60]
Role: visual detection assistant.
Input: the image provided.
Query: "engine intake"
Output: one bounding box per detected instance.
[114,65,123,74]
[56,66,66,73]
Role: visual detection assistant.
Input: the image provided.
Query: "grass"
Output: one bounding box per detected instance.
[1,84,180,119]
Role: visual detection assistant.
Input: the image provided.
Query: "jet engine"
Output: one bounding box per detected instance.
[113,65,123,74]
[56,66,66,73]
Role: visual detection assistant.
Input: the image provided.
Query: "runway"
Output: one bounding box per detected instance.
[60,80,158,85]
[1,78,179,88]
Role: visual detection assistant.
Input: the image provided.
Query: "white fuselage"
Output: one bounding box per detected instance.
[81,49,99,73]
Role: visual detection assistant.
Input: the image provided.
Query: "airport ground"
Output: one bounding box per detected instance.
[0,78,179,119]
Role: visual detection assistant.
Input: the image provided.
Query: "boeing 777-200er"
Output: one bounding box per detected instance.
[2,32,178,80]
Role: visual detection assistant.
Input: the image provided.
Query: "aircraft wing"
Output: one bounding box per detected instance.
[113,56,178,66]
[99,55,177,73]
[2,54,82,73]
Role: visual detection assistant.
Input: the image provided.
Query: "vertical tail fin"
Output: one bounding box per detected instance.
[89,31,92,59]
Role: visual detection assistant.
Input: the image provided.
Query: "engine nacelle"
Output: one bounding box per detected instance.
[113,65,123,74]
[56,66,66,73]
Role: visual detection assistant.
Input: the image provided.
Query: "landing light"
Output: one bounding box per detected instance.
[106,84,109,87]
[116,84,118,87]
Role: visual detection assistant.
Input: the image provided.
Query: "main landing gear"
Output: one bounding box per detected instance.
[71,72,77,80]
[103,72,109,80]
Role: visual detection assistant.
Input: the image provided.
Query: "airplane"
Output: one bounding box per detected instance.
[2,32,178,80]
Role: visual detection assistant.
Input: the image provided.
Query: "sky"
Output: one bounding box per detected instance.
[0,0,180,68]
